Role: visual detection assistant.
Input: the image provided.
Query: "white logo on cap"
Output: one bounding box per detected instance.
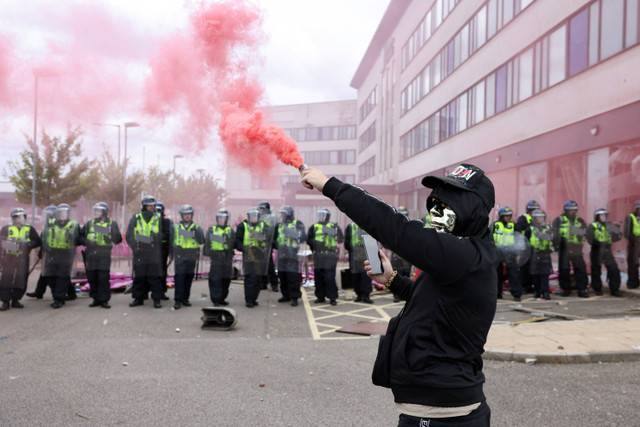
[449,165,477,181]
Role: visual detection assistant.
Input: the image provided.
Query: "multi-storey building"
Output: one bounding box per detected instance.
[351,0,640,224]
[224,100,360,228]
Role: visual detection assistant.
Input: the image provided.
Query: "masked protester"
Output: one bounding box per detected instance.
[171,205,204,309]
[493,207,522,301]
[126,196,164,308]
[552,200,589,297]
[345,221,373,304]
[235,208,269,307]
[204,209,235,307]
[524,210,553,300]
[307,208,344,306]
[302,163,496,426]
[257,201,279,292]
[80,202,122,308]
[156,201,172,301]
[0,208,41,311]
[515,200,541,293]
[27,205,57,299]
[274,206,306,306]
[390,206,413,302]
[586,208,622,296]
[42,204,81,309]
[624,201,640,289]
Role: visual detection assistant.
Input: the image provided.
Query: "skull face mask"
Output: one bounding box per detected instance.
[428,197,457,233]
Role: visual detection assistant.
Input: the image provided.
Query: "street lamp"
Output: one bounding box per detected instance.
[173,154,184,175]
[122,121,140,225]
[93,123,121,165]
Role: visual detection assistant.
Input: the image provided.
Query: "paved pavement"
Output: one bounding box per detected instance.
[2,279,640,426]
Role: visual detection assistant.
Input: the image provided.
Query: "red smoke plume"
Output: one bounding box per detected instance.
[0,37,11,105]
[144,0,304,169]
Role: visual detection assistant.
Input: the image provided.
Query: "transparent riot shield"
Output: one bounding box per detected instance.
[498,232,531,267]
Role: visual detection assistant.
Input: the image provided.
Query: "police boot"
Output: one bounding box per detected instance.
[611,290,622,297]
[290,299,298,307]
[153,300,162,309]
[26,292,42,299]
[362,297,374,304]
[330,299,337,306]
[11,300,24,309]
[129,299,144,307]
[182,300,192,307]
[101,302,111,309]
[278,297,291,303]
[174,301,182,310]
[161,294,170,300]
[0,301,10,311]
[89,300,101,307]
[50,300,64,309]
[578,290,589,298]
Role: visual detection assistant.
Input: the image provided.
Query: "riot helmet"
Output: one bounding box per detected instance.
[257,201,271,216]
[44,205,57,220]
[316,208,331,224]
[563,200,579,219]
[141,195,157,212]
[594,208,607,223]
[531,209,546,226]
[10,208,26,226]
[216,209,230,227]
[279,205,294,223]
[526,200,541,213]
[93,202,108,220]
[56,203,71,222]
[498,206,513,222]
[179,204,194,222]
[247,208,260,225]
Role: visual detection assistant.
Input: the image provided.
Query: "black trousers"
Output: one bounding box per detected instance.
[532,274,550,296]
[314,268,338,301]
[174,259,196,302]
[87,270,111,303]
[559,251,588,292]
[278,271,302,300]
[261,255,279,290]
[397,402,491,427]
[132,263,163,301]
[520,261,533,293]
[352,272,372,298]
[590,248,620,293]
[628,241,639,288]
[244,274,261,304]
[160,249,169,294]
[0,259,29,302]
[46,276,73,303]
[497,260,522,298]
[209,275,231,304]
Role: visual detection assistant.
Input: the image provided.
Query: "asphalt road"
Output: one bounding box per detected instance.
[1,280,638,426]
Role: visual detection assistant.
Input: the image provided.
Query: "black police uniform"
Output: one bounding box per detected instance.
[171,221,205,305]
[125,211,164,305]
[345,223,372,302]
[203,225,235,305]
[80,218,122,305]
[624,210,640,289]
[552,215,589,296]
[306,222,343,304]
[274,219,306,303]
[0,224,41,306]
[586,221,622,295]
[515,212,535,293]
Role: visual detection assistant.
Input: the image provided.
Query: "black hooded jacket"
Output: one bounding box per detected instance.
[322,177,498,407]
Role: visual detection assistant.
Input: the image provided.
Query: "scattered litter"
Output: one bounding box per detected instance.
[259,384,265,388]
[266,334,271,340]
[556,301,567,306]
[557,346,564,350]
[123,313,128,317]
[175,328,181,333]
[273,313,278,317]
[325,387,331,391]
[264,355,270,359]
[0,336,8,341]
[260,398,264,402]
[524,358,537,365]
[196,335,200,338]
[201,294,208,298]
[309,371,314,376]
[632,345,640,351]
[122,362,129,367]
[75,413,90,421]
[300,357,305,361]
[9,376,18,380]
[270,305,276,308]
[103,319,108,326]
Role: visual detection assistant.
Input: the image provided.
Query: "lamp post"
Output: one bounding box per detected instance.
[173,154,184,175]
[93,123,121,165]
[122,121,140,226]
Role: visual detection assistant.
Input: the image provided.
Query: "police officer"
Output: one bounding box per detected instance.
[274,206,306,307]
[172,204,204,309]
[624,201,640,289]
[493,207,522,301]
[0,208,41,311]
[525,210,553,300]
[26,205,57,299]
[307,208,343,306]
[42,204,81,309]
[552,200,589,298]
[156,201,172,300]
[204,209,235,307]
[235,208,269,308]
[345,221,373,304]
[257,201,278,292]
[390,207,413,302]
[80,202,122,308]
[586,208,622,296]
[126,196,164,308]
[516,200,541,293]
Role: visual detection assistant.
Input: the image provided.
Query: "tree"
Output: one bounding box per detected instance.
[88,150,145,207]
[9,127,97,207]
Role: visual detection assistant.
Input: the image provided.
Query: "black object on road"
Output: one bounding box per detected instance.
[201,307,237,330]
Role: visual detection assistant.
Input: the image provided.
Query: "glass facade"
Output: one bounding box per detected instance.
[359,121,376,152]
[284,125,356,142]
[301,150,356,166]
[358,156,376,182]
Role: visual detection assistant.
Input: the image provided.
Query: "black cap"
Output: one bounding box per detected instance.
[422,164,495,210]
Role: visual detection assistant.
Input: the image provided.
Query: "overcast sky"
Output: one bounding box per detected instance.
[0,0,389,182]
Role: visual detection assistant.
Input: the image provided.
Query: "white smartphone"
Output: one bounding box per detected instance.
[363,234,383,275]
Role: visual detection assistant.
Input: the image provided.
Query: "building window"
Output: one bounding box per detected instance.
[400,0,537,116]
[302,150,356,165]
[358,156,376,181]
[569,9,589,76]
[284,125,356,142]
[626,0,639,47]
[359,121,376,152]
[600,0,625,59]
[399,0,640,163]
[359,87,377,123]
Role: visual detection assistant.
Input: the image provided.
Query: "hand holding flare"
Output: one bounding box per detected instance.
[299,165,329,191]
